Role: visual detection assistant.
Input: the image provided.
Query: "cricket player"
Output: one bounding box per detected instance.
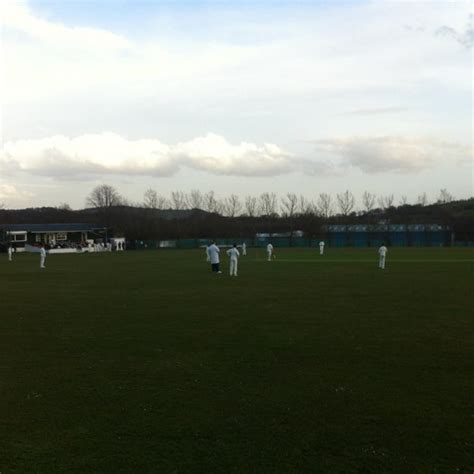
[8,246,13,261]
[242,242,247,256]
[207,241,221,273]
[266,243,274,261]
[319,241,325,255]
[227,244,240,276]
[40,244,47,269]
[378,244,388,269]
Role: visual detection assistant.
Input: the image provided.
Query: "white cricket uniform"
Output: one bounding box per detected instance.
[205,247,210,262]
[226,247,240,276]
[8,247,13,261]
[242,243,247,256]
[319,241,325,255]
[266,244,273,261]
[40,247,47,268]
[207,244,220,264]
[378,246,387,269]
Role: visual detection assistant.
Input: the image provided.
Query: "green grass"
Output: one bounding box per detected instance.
[1,248,473,473]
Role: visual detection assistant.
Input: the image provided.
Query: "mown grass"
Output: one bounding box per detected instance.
[1,248,473,473]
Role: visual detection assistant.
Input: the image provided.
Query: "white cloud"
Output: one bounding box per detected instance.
[0,132,299,178]
[0,184,34,202]
[311,136,471,174]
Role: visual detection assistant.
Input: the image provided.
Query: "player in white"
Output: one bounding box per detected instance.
[319,241,325,255]
[378,243,388,269]
[8,246,13,261]
[266,243,274,261]
[242,242,247,256]
[226,243,240,276]
[40,244,47,269]
[207,241,221,273]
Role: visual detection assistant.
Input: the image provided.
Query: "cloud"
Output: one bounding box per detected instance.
[435,15,474,48]
[0,184,34,202]
[341,107,409,116]
[0,133,299,178]
[311,136,471,174]
[1,1,131,50]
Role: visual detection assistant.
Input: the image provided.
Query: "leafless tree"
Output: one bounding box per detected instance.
[223,194,242,217]
[316,193,333,218]
[259,192,278,216]
[399,195,408,206]
[187,189,204,209]
[57,202,72,211]
[244,195,259,217]
[280,193,298,217]
[437,188,454,204]
[86,184,122,208]
[171,191,187,210]
[336,190,355,216]
[143,189,158,208]
[298,195,314,215]
[203,191,218,213]
[362,191,376,213]
[377,194,395,210]
[417,192,428,206]
[156,195,170,210]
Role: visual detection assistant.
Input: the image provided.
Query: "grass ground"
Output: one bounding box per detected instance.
[0,247,473,473]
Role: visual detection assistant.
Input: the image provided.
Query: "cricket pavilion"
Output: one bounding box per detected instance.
[0,223,108,253]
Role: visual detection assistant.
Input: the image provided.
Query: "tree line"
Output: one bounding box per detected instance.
[85,184,456,218]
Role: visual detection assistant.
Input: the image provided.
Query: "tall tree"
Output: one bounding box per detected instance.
[417,192,428,206]
[223,195,242,217]
[171,191,187,210]
[317,193,333,218]
[377,194,395,210]
[244,195,259,217]
[86,184,122,208]
[399,195,408,206]
[203,191,218,213]
[280,193,298,218]
[336,190,355,216]
[362,191,376,213]
[438,189,454,204]
[143,189,158,208]
[187,189,204,209]
[259,192,278,216]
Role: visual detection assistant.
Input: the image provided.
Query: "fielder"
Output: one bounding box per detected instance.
[319,241,325,255]
[207,241,221,273]
[226,243,240,276]
[378,244,388,269]
[40,244,47,269]
[242,242,247,256]
[266,243,274,261]
[8,246,13,261]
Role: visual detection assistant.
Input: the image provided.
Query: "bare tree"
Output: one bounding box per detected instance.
[437,188,454,204]
[171,191,187,210]
[223,194,242,217]
[362,191,376,213]
[57,202,72,211]
[259,192,278,216]
[156,195,170,210]
[86,184,122,208]
[377,194,395,210]
[187,189,204,209]
[203,191,218,213]
[280,193,298,217]
[244,195,259,217]
[317,193,333,218]
[298,195,314,215]
[399,195,408,206]
[417,192,428,206]
[143,189,158,208]
[336,190,356,216]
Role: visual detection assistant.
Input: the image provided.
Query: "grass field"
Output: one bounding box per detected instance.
[1,247,473,473]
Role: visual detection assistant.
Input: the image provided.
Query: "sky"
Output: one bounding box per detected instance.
[0,0,472,209]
